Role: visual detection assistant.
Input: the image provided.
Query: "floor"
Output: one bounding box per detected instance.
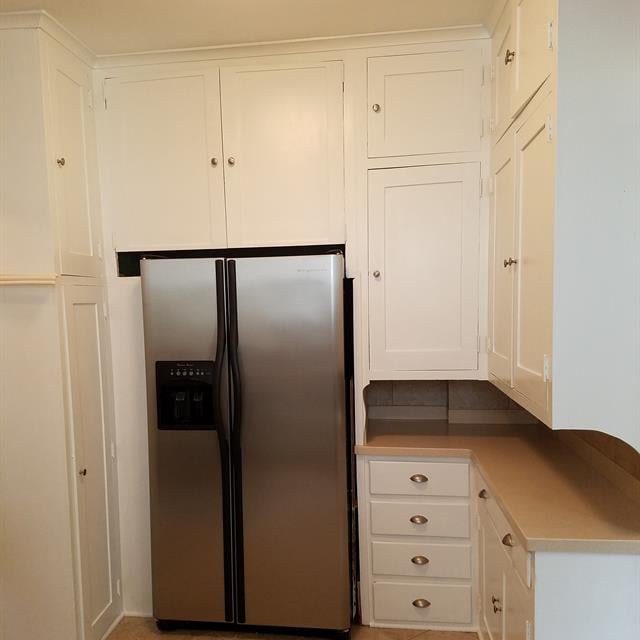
[107,617,478,640]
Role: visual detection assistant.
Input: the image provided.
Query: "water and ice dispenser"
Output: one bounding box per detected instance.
[155,360,216,429]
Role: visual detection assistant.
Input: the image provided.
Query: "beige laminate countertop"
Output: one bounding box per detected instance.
[356,422,640,554]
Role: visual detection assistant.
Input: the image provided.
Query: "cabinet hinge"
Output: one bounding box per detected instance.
[490,63,496,81]
[546,113,554,143]
[116,578,121,597]
[543,355,552,382]
[489,175,496,196]
[87,88,94,111]
[102,303,108,321]
[480,118,485,138]
[489,117,496,134]
[110,441,116,460]
[547,21,554,49]
[481,64,486,86]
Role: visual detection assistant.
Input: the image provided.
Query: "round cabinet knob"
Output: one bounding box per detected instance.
[410,473,428,484]
[78,468,87,477]
[411,555,429,566]
[503,257,518,268]
[210,157,218,166]
[372,103,381,113]
[502,533,515,547]
[56,157,66,167]
[372,270,381,279]
[478,489,489,499]
[409,514,428,525]
[412,599,431,609]
[227,157,236,166]
[505,49,516,65]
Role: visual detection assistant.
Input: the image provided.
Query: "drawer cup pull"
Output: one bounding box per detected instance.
[478,489,489,499]
[409,515,428,525]
[412,598,431,609]
[410,473,429,484]
[411,555,429,565]
[502,533,515,547]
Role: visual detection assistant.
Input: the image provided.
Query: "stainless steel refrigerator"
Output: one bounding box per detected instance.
[140,253,351,631]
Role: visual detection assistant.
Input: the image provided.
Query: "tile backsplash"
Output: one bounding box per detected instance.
[365,380,538,424]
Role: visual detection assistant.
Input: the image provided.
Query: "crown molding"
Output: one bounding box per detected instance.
[94,24,489,70]
[0,10,95,66]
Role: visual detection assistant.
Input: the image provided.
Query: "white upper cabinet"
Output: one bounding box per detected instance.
[47,39,102,277]
[368,163,480,374]
[220,61,344,247]
[511,0,556,117]
[368,49,483,158]
[491,1,516,141]
[105,69,226,251]
[488,132,515,386]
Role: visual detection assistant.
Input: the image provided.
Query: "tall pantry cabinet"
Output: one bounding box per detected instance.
[0,20,122,640]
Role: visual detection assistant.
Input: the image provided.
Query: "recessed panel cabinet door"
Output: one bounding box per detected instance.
[492,1,515,140]
[47,40,102,276]
[489,132,516,385]
[105,70,226,250]
[368,164,480,373]
[220,62,344,247]
[368,49,483,158]
[63,283,121,640]
[511,0,556,117]
[513,93,554,417]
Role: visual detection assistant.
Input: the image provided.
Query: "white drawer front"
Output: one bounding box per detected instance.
[371,501,470,538]
[478,481,532,588]
[373,581,472,624]
[370,460,469,497]
[372,541,471,579]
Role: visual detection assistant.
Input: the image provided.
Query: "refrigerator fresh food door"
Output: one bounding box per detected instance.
[229,254,350,630]
[141,258,233,623]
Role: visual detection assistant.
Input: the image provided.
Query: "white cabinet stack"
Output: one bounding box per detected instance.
[0,19,121,640]
[102,61,345,250]
[487,0,640,451]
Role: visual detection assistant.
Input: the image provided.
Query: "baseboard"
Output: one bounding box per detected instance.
[122,610,153,618]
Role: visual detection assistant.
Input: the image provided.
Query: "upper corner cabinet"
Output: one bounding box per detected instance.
[47,38,103,277]
[220,61,345,248]
[103,69,227,251]
[510,0,556,117]
[367,48,483,158]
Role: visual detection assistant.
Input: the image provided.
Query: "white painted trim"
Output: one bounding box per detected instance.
[122,610,153,618]
[94,26,489,69]
[448,409,539,424]
[367,406,448,421]
[0,10,95,66]
[0,273,58,285]
[99,612,124,640]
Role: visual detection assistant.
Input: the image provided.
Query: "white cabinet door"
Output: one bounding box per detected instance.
[511,0,556,116]
[504,565,533,640]
[513,92,554,417]
[63,282,121,640]
[481,508,505,640]
[368,49,483,158]
[492,1,515,140]
[489,131,516,386]
[368,164,480,373]
[220,61,344,247]
[47,39,102,276]
[105,69,226,250]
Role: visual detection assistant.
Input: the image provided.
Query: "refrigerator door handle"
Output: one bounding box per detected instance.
[227,259,246,623]
[214,259,234,622]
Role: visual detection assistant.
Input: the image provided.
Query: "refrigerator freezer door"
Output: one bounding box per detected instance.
[141,258,233,623]
[231,254,350,630]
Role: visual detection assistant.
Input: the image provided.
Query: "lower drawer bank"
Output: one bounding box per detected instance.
[356,431,640,640]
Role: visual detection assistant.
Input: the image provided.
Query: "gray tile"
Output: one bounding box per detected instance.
[392,381,448,407]
[365,381,393,406]
[448,381,510,410]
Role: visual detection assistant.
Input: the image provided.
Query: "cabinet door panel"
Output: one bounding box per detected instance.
[504,565,533,640]
[512,0,555,116]
[105,70,226,250]
[48,41,101,276]
[368,164,480,372]
[481,508,505,640]
[489,133,516,385]
[63,283,120,640]
[368,49,482,158]
[513,92,554,416]
[221,62,344,247]
[493,1,515,139]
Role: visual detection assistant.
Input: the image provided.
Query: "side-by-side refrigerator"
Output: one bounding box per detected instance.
[140,253,351,631]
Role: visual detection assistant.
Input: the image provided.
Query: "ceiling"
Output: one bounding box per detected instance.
[0,0,493,55]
